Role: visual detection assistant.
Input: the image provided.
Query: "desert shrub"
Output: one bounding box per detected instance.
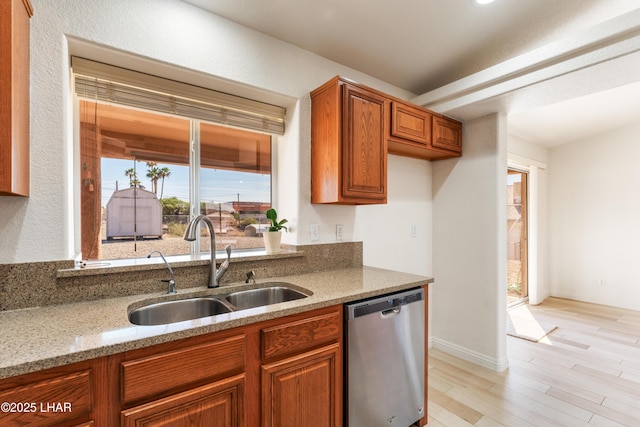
[161,197,189,216]
[167,222,187,237]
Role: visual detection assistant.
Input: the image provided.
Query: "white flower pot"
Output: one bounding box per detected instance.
[263,231,282,254]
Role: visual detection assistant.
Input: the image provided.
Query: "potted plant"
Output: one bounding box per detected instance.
[263,208,288,254]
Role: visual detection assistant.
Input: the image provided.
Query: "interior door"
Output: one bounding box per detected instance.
[507,169,528,305]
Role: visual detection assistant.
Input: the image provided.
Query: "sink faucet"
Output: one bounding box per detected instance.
[147,250,176,294]
[245,270,256,284]
[183,214,232,288]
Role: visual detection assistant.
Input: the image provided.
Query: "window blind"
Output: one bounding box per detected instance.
[71,57,286,135]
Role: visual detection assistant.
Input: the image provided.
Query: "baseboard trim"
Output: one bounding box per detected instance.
[431,337,509,372]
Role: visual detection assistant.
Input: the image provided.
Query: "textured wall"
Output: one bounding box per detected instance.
[0,0,418,266]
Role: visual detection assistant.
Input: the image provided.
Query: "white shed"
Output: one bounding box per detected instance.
[106,188,162,239]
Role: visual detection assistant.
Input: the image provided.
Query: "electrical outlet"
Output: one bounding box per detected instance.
[599,279,606,287]
[410,224,417,238]
[310,224,319,241]
[336,224,344,241]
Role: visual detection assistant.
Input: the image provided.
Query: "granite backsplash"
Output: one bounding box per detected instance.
[0,242,363,311]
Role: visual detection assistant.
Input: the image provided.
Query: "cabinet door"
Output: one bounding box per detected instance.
[262,344,341,427]
[342,83,388,203]
[390,101,431,146]
[432,115,462,154]
[121,374,244,427]
[0,0,32,196]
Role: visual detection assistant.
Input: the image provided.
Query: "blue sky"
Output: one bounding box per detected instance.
[101,158,270,207]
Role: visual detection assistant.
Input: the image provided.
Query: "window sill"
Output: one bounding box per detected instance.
[56,248,305,279]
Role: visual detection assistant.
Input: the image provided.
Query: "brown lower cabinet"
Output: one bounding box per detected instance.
[121,374,245,427]
[0,364,95,426]
[260,308,342,427]
[0,305,342,427]
[262,345,341,427]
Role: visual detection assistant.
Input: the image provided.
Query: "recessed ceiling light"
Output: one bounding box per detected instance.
[474,0,496,4]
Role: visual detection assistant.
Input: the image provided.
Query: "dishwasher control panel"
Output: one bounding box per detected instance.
[346,287,423,319]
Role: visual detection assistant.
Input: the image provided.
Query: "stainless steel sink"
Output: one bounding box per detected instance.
[129,297,233,326]
[129,284,311,325]
[225,284,309,310]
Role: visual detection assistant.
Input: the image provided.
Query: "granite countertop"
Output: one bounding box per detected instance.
[0,266,432,380]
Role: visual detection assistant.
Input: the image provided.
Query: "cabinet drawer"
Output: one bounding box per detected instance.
[390,101,431,145]
[262,310,341,361]
[121,334,245,405]
[0,370,93,426]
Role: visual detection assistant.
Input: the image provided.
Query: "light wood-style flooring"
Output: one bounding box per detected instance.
[427,297,640,427]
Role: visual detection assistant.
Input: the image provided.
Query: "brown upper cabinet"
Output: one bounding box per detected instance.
[432,114,463,155]
[389,100,432,146]
[311,76,462,205]
[311,77,388,205]
[388,100,462,160]
[0,0,33,196]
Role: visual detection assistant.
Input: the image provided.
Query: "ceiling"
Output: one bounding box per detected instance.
[182,0,640,147]
[508,81,640,147]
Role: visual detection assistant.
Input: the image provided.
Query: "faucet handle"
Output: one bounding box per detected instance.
[214,245,233,286]
[219,245,232,267]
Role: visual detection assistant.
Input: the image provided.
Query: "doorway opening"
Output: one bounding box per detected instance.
[507,169,528,306]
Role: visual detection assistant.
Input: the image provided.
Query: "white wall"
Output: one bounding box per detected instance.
[507,135,550,304]
[549,122,640,311]
[0,0,434,277]
[431,114,508,372]
[355,155,432,276]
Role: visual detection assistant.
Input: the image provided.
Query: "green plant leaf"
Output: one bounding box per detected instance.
[266,208,277,223]
[265,208,288,232]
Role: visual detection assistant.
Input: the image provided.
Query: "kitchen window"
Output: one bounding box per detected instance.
[73,58,285,261]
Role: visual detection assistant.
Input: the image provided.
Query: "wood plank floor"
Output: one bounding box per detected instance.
[427,297,640,427]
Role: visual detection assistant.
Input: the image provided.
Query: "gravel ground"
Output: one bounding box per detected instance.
[99,231,264,260]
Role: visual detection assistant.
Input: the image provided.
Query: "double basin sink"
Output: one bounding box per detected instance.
[129,283,310,326]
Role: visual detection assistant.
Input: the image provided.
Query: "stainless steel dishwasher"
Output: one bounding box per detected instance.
[345,288,425,427]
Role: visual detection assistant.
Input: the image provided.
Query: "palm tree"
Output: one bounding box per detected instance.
[124,168,137,187]
[158,166,171,200]
[145,162,161,195]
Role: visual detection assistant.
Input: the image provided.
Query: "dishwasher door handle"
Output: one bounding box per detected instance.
[381,306,401,318]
